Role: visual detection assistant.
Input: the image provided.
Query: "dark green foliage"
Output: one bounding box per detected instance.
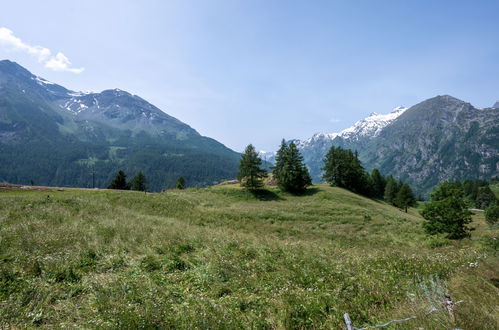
[485,204,499,224]
[430,182,463,201]
[175,176,186,189]
[475,186,497,209]
[394,183,416,212]
[272,140,312,193]
[130,171,147,191]
[370,169,386,199]
[383,177,400,205]
[322,146,370,195]
[421,182,472,239]
[237,144,266,190]
[107,170,129,190]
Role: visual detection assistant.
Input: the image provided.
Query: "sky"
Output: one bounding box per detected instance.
[0,0,498,152]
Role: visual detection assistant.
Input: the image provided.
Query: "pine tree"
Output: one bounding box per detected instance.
[322,146,368,195]
[383,176,399,205]
[272,140,311,193]
[420,181,472,239]
[175,176,186,189]
[394,183,416,212]
[475,186,497,209]
[107,170,129,190]
[130,171,147,191]
[370,168,386,199]
[237,144,267,190]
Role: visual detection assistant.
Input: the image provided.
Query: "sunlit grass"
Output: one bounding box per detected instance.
[0,184,497,328]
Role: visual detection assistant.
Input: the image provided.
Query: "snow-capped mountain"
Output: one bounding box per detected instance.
[261,106,407,163]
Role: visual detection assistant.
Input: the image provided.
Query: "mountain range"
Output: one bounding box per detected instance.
[263,96,499,196]
[1,60,498,195]
[0,60,240,190]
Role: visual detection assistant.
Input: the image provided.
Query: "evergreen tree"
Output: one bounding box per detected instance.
[394,183,416,212]
[107,170,129,190]
[475,186,497,209]
[272,140,311,193]
[370,168,386,199]
[237,144,267,190]
[485,204,499,225]
[322,146,368,195]
[175,176,186,189]
[130,171,147,191]
[383,176,399,205]
[420,181,472,239]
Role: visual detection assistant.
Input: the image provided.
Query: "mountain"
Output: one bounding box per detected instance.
[265,106,407,181]
[493,101,499,108]
[364,95,498,194]
[0,60,240,190]
[267,96,498,196]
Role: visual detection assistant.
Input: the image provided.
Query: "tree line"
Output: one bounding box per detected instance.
[107,170,186,191]
[238,142,416,211]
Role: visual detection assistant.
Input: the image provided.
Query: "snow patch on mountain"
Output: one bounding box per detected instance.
[338,106,407,141]
[259,106,407,162]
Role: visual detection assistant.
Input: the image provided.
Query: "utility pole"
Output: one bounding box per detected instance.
[92,165,95,189]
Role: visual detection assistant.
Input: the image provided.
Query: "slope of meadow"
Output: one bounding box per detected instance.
[0,184,497,328]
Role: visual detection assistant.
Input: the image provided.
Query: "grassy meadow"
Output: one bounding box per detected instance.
[0,183,498,328]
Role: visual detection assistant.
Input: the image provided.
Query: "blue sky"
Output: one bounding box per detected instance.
[1,0,498,151]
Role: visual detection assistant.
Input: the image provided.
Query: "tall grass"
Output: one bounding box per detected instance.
[0,184,497,328]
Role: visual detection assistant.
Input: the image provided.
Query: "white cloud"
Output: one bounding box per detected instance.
[329,118,341,123]
[0,27,84,74]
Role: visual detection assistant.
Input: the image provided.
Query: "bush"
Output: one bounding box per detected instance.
[485,204,499,225]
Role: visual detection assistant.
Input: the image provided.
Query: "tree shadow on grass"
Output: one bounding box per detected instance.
[298,187,320,196]
[250,189,284,201]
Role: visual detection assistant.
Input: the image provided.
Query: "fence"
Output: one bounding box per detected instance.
[344,295,462,329]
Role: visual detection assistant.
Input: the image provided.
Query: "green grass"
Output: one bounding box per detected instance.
[0,184,497,329]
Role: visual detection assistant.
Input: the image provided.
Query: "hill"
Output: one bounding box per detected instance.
[0,184,497,328]
[0,60,240,190]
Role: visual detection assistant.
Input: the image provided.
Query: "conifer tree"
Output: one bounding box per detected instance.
[370,168,386,199]
[108,170,129,190]
[175,176,186,189]
[272,140,311,193]
[394,183,416,212]
[475,186,497,209]
[322,146,368,194]
[383,176,399,205]
[130,171,147,191]
[237,144,266,190]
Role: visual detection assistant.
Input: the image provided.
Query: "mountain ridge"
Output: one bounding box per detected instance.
[263,95,499,195]
[0,60,240,190]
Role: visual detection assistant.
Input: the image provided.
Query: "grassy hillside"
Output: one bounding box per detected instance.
[0,184,497,328]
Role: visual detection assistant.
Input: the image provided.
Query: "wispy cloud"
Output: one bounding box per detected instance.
[329,117,341,123]
[0,27,84,74]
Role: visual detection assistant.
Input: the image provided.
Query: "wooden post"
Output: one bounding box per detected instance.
[344,312,354,330]
[445,295,455,323]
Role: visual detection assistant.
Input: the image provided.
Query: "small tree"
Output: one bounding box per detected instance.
[370,168,386,199]
[108,170,129,190]
[485,204,499,225]
[394,183,416,212]
[420,182,472,239]
[238,144,267,190]
[383,176,400,205]
[475,186,497,209]
[272,140,311,193]
[130,171,147,191]
[175,176,186,189]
